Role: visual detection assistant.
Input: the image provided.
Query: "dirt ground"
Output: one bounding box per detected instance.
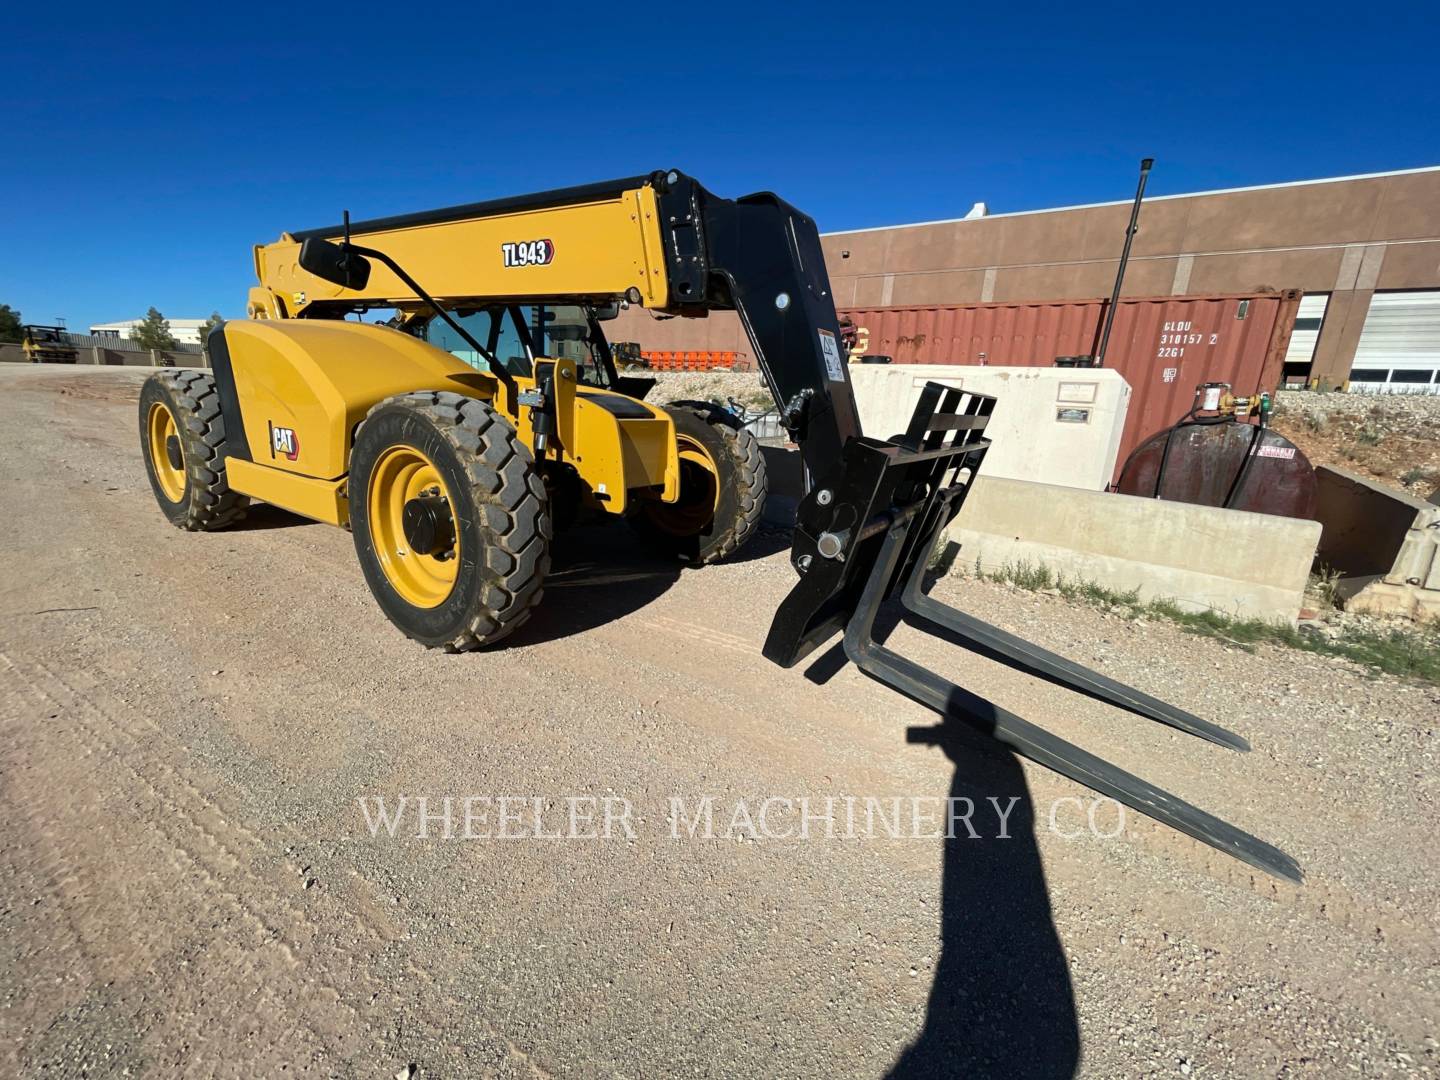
[648,369,772,411]
[1271,391,1440,502]
[1,365,1436,1079]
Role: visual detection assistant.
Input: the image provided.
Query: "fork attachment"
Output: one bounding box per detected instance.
[763,383,1301,883]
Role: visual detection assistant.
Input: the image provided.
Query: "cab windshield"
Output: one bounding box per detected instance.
[419,303,614,387]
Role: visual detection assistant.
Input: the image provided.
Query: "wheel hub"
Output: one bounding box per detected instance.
[367,447,460,609]
[146,401,186,503]
[402,492,456,558]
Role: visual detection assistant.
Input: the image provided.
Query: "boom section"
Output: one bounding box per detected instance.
[254,170,864,473]
[254,177,674,314]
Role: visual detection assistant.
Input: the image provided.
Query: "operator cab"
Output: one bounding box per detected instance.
[417,302,619,388]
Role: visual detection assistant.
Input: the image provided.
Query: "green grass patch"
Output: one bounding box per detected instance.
[970,559,1440,684]
[1356,425,1385,446]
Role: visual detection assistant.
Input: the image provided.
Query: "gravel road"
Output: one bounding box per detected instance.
[1,365,1435,1078]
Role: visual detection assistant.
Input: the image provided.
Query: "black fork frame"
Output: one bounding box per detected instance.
[764,383,1301,883]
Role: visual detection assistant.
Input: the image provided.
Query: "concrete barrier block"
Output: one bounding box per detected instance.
[1314,466,1440,620]
[1314,465,1436,577]
[950,475,1322,623]
[752,445,1320,622]
[1345,582,1440,620]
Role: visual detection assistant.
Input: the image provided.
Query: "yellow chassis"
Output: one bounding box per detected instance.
[217,319,679,528]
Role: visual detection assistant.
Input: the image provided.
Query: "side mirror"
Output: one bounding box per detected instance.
[299,237,372,291]
[592,300,621,321]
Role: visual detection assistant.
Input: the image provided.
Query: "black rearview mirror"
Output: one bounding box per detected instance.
[592,300,620,321]
[299,237,372,291]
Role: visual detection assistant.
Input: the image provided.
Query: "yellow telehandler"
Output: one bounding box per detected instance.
[137,169,1299,882]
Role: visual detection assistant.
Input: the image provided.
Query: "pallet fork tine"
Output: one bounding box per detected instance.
[897,533,1251,752]
[845,511,1302,883]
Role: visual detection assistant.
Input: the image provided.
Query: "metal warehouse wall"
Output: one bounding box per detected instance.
[607,167,1440,387]
[821,166,1440,388]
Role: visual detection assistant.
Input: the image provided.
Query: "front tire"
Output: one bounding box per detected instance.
[138,370,249,531]
[349,392,551,650]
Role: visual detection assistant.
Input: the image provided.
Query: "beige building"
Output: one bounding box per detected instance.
[90,318,210,345]
[611,165,1440,391]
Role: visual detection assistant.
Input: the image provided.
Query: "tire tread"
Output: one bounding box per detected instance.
[655,401,768,564]
[358,391,551,650]
[142,369,249,531]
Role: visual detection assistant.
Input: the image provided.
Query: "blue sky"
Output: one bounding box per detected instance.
[5,1,1438,331]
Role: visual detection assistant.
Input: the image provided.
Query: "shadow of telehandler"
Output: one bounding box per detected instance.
[228,503,322,531]
[505,523,685,645]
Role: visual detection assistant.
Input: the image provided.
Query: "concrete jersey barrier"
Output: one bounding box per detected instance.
[949,475,1322,623]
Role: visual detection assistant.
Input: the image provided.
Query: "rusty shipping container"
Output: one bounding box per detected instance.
[842,291,1302,475]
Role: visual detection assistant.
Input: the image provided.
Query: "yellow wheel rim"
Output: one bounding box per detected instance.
[367,445,460,608]
[646,435,721,536]
[147,401,186,503]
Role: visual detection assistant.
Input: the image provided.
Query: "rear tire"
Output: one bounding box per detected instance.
[138,370,249,531]
[631,401,767,565]
[350,391,551,650]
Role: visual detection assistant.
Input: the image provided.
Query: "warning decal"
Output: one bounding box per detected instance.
[819,329,845,382]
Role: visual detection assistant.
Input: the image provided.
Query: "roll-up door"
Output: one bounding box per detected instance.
[1349,290,1440,392]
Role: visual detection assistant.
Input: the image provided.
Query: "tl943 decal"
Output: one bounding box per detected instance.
[501,239,555,268]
